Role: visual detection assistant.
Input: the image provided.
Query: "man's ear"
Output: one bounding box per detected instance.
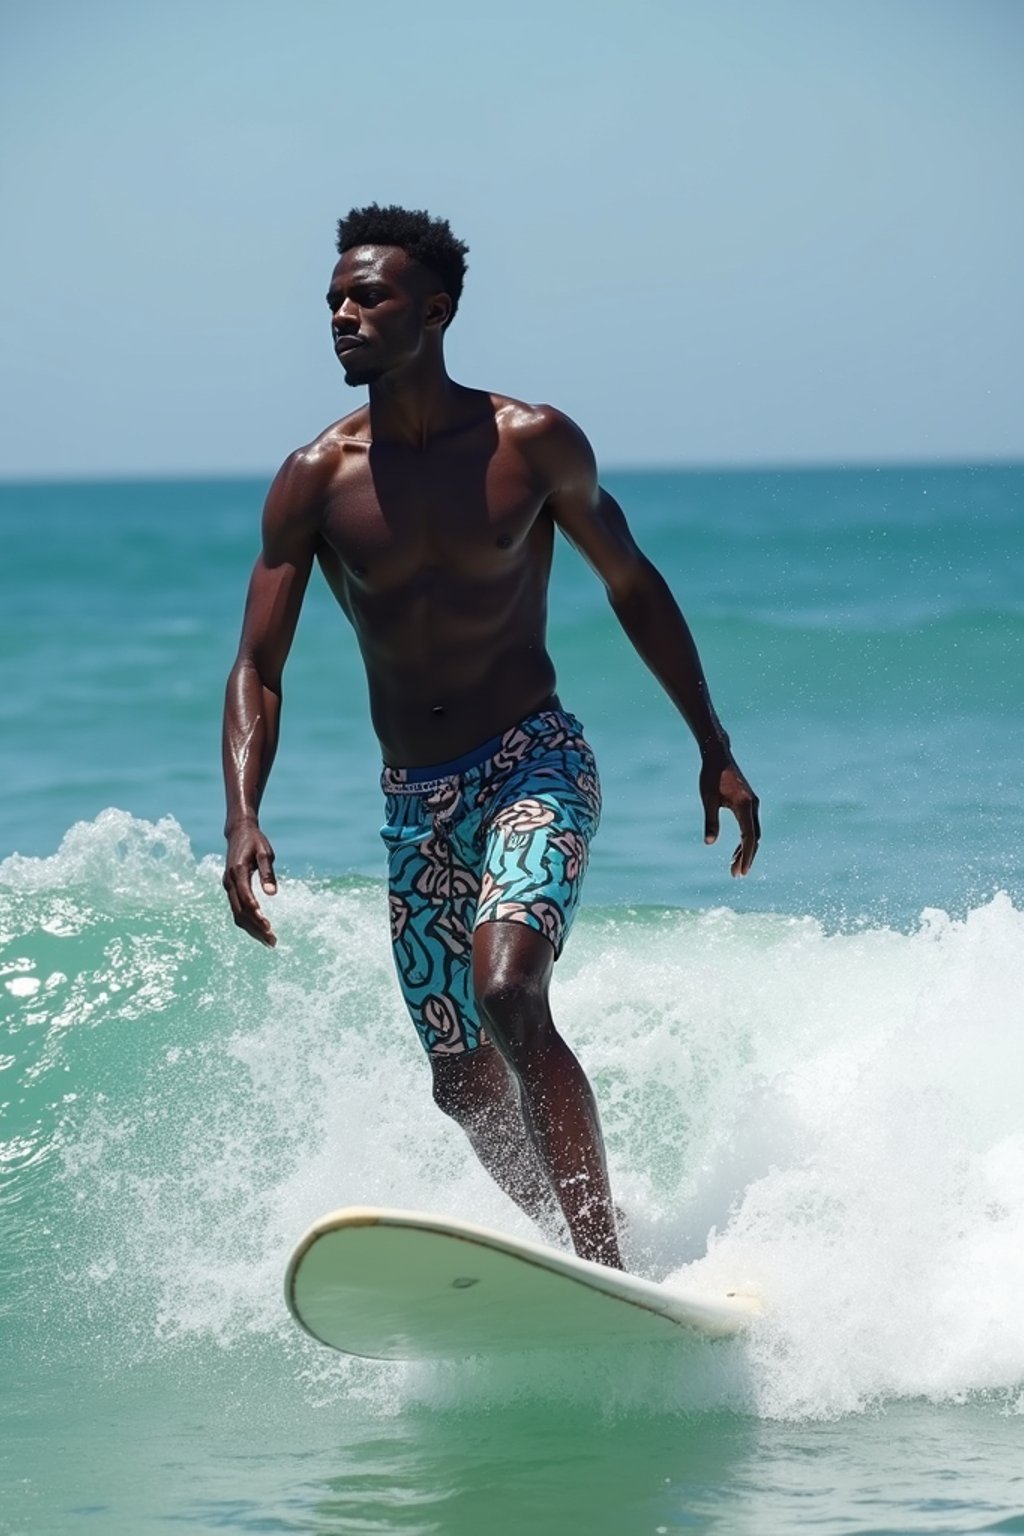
[425,292,453,330]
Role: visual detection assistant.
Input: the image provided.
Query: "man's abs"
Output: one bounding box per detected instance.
[368,644,559,768]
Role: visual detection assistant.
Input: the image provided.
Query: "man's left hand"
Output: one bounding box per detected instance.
[700,755,761,877]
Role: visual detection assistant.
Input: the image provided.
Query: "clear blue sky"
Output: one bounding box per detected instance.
[1,0,1021,476]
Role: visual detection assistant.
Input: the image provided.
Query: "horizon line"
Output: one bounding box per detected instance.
[2,452,1023,489]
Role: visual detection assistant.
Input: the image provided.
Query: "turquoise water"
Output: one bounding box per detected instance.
[2,465,1023,1532]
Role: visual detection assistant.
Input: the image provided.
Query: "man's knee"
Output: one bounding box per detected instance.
[472,921,556,1062]
[473,973,550,1060]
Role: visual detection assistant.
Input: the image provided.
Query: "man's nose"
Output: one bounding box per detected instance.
[332,297,359,328]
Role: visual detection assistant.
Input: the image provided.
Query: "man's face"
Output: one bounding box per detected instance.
[326,245,440,386]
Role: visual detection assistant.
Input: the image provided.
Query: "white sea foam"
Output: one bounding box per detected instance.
[5,812,1024,1419]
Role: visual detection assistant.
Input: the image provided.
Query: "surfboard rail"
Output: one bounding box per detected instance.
[285,1205,762,1360]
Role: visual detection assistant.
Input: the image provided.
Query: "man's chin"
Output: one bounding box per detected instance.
[340,360,384,388]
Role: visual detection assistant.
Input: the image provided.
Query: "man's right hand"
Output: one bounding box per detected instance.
[223,821,279,947]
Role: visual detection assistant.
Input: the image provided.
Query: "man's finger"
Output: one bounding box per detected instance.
[257,850,277,894]
[703,804,720,845]
[244,875,277,946]
[230,863,259,911]
[237,899,277,947]
[731,803,761,877]
[226,864,277,945]
[733,840,756,877]
[223,876,242,922]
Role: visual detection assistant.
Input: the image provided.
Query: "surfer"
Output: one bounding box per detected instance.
[222,204,760,1270]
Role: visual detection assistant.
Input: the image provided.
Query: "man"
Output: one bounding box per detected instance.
[222,204,760,1270]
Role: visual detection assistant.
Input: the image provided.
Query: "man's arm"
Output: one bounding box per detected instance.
[222,448,326,944]
[533,410,761,876]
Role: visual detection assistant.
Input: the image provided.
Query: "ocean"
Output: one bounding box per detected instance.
[2,463,1023,1533]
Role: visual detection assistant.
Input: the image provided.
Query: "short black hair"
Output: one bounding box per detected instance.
[336,203,469,325]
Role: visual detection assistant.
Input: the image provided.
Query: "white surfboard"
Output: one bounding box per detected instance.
[285,1206,761,1360]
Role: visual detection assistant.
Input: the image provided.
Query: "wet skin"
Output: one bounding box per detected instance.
[222,244,761,1266]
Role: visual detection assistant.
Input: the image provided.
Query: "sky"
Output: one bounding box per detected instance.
[1,0,1022,477]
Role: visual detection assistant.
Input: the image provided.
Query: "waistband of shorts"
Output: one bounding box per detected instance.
[400,729,508,784]
[382,704,581,794]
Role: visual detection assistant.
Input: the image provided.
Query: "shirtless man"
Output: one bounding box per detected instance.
[222,204,760,1270]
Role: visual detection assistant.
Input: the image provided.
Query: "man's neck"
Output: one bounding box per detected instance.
[366,357,464,449]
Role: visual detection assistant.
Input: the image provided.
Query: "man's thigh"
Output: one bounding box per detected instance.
[383,799,488,1055]
[474,778,598,959]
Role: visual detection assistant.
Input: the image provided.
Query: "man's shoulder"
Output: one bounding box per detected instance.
[270,409,369,509]
[289,406,371,468]
[491,394,581,444]
[491,395,595,486]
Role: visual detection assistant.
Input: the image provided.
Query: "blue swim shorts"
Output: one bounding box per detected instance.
[380,706,602,1056]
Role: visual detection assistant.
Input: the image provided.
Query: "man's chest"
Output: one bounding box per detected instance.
[320,444,548,583]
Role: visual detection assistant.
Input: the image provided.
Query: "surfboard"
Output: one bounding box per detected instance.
[284,1206,761,1360]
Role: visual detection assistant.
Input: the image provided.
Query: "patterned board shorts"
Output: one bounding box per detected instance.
[380,706,602,1056]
